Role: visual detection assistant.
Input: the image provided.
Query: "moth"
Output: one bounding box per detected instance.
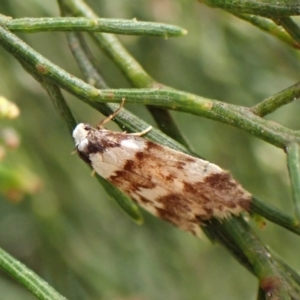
[73,103,251,236]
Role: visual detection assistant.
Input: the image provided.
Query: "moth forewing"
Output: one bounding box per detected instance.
[73,122,251,236]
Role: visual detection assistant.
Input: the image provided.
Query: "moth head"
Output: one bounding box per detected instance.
[73,123,92,147]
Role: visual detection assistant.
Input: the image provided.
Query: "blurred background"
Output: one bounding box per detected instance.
[0,0,300,299]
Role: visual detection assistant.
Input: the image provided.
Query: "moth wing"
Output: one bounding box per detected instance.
[91,136,250,222]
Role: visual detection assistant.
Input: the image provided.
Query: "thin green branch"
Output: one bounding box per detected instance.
[256,287,266,300]
[199,0,300,17]
[286,142,300,221]
[273,252,300,286]
[83,88,299,149]
[1,24,299,150]
[146,106,194,152]
[5,17,187,37]
[251,81,300,117]
[58,0,156,88]
[230,13,300,49]
[202,221,255,274]
[272,16,300,45]
[250,197,300,235]
[0,246,67,300]
[66,32,108,89]
[42,81,77,134]
[210,217,300,299]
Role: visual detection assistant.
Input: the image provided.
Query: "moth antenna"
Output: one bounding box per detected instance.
[129,126,152,136]
[97,98,125,128]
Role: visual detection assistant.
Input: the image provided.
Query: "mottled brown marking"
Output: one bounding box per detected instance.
[204,172,235,190]
[164,174,176,182]
[156,208,179,225]
[183,181,200,195]
[86,141,105,154]
[183,182,211,204]
[182,156,196,163]
[89,136,121,151]
[158,194,191,215]
[239,198,251,210]
[135,151,145,160]
[109,170,156,191]
[175,161,187,170]
[123,160,135,172]
[145,140,161,151]
[137,195,153,205]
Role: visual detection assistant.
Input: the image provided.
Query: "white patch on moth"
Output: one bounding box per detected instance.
[136,186,168,203]
[120,138,146,150]
[73,123,88,146]
[73,122,252,237]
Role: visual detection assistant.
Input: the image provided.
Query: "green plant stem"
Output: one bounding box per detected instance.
[250,197,300,235]
[5,17,187,37]
[83,89,299,149]
[1,24,300,150]
[272,16,300,45]
[199,0,300,17]
[42,81,77,134]
[66,32,108,89]
[0,246,67,300]
[213,217,299,299]
[58,0,156,88]
[273,252,300,286]
[146,106,194,152]
[251,81,300,116]
[286,142,300,221]
[256,287,266,300]
[231,13,300,49]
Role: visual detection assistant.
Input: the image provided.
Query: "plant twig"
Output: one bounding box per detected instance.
[230,13,300,49]
[213,217,300,299]
[250,197,300,236]
[251,81,300,117]
[5,17,187,37]
[0,246,67,300]
[272,16,300,45]
[199,0,300,17]
[1,25,299,149]
[286,142,300,221]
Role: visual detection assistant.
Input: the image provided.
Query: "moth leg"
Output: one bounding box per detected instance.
[129,126,152,136]
[71,149,77,155]
[97,98,125,128]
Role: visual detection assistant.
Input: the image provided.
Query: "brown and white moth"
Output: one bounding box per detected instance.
[73,109,251,237]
